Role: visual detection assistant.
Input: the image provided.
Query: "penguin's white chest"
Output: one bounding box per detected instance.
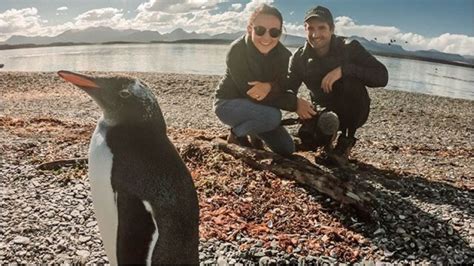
[89,126,118,265]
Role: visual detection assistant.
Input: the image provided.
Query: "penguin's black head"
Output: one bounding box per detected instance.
[58,70,165,128]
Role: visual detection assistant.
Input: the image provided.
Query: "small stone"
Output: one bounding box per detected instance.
[374,228,385,235]
[86,221,97,227]
[258,256,270,265]
[78,235,91,243]
[76,250,90,258]
[216,256,227,265]
[43,254,53,261]
[396,227,406,234]
[12,236,30,245]
[447,227,454,235]
[321,235,330,242]
[267,220,273,228]
[254,251,265,258]
[384,249,396,257]
[270,240,278,249]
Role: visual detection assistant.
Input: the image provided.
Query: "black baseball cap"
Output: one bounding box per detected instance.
[304,5,334,25]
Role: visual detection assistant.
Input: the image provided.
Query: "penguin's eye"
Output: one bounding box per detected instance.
[119,89,131,98]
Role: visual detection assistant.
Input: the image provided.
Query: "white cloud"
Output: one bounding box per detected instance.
[230,4,242,11]
[131,0,269,34]
[332,16,474,56]
[57,6,68,11]
[284,22,304,36]
[73,8,131,29]
[75,8,123,22]
[0,8,47,39]
[137,0,225,13]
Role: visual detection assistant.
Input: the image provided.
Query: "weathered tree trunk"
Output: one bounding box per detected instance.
[38,158,87,170]
[214,140,375,219]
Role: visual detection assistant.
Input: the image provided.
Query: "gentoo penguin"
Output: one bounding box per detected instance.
[57,71,199,265]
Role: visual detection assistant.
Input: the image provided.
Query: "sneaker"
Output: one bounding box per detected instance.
[227,130,251,147]
[328,136,357,168]
[315,136,356,168]
[334,136,357,159]
[249,136,264,150]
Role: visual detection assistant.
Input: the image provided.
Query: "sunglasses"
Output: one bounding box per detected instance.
[253,25,282,38]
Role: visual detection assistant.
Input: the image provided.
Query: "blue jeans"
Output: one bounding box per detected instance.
[214,98,295,156]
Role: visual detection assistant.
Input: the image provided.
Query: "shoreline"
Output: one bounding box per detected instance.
[1,41,473,69]
[1,72,473,263]
[0,70,472,102]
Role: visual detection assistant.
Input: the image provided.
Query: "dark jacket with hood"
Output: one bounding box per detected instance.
[215,35,298,111]
[285,35,389,108]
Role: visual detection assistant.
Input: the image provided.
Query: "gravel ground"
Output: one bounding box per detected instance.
[1,71,473,264]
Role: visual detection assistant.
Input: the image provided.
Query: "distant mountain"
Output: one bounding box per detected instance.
[5,35,57,45]
[348,36,473,67]
[55,26,138,43]
[122,30,162,42]
[1,27,472,67]
[412,49,467,63]
[281,34,306,47]
[348,36,407,54]
[162,28,211,41]
[211,31,245,41]
[4,27,145,45]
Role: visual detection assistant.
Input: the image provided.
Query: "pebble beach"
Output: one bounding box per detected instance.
[1,71,473,264]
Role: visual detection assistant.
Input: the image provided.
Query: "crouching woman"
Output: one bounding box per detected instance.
[213,4,297,156]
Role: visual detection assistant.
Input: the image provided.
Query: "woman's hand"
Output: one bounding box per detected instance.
[321,66,342,93]
[296,97,317,120]
[247,81,271,101]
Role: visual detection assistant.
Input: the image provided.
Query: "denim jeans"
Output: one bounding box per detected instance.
[214,98,295,156]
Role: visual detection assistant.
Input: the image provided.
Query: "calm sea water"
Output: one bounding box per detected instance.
[1,43,473,101]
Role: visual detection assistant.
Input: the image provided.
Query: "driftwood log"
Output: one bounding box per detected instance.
[213,140,375,219]
[37,158,87,170]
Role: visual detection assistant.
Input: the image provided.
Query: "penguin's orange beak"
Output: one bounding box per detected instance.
[58,70,99,89]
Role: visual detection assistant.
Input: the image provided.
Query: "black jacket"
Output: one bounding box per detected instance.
[286,35,389,108]
[215,35,298,111]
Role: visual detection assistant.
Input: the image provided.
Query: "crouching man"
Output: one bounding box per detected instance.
[287,5,389,166]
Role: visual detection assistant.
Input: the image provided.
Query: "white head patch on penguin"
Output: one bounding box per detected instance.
[58,70,164,128]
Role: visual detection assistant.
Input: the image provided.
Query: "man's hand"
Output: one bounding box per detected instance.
[296,98,317,120]
[321,66,342,93]
[247,81,271,101]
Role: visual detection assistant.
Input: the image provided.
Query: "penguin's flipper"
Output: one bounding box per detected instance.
[116,192,156,264]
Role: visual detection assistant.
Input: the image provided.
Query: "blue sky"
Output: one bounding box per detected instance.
[1,0,473,55]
